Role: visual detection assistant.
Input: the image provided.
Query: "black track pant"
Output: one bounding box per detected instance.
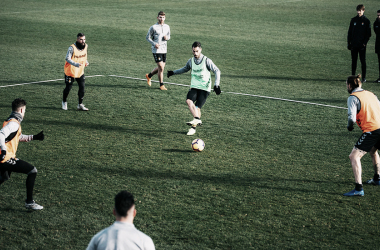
[0,158,37,203]
[63,74,85,104]
[351,47,367,79]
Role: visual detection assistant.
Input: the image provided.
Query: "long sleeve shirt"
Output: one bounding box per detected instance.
[146,23,170,54]
[173,54,221,86]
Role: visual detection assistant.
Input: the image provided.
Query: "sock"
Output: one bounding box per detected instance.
[148,73,153,78]
[191,126,196,130]
[160,82,164,86]
[195,117,200,120]
[355,183,363,191]
[374,174,380,181]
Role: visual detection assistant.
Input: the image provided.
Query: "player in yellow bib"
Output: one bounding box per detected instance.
[167,42,221,135]
[0,99,45,210]
[345,74,380,196]
[62,33,89,111]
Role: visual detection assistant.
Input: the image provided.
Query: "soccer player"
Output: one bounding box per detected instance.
[145,11,170,90]
[0,98,44,210]
[86,191,155,250]
[374,10,380,83]
[347,4,371,83]
[62,33,90,111]
[167,41,221,136]
[344,74,380,197]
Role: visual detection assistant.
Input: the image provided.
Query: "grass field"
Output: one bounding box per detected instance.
[1,0,380,249]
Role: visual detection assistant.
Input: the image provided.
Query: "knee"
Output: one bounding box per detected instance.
[27,167,37,175]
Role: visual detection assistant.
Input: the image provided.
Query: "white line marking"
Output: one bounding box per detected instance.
[108,75,348,110]
[0,75,104,88]
[0,74,347,110]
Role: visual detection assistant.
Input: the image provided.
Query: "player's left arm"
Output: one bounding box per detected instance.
[19,131,44,142]
[164,25,170,41]
[206,58,220,87]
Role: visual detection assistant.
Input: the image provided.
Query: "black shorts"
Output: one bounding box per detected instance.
[153,53,166,63]
[186,88,210,109]
[355,129,380,152]
[65,74,85,85]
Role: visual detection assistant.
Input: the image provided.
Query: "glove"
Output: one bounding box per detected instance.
[347,43,352,50]
[214,85,221,95]
[167,71,174,78]
[347,126,354,131]
[33,131,44,141]
[0,150,6,161]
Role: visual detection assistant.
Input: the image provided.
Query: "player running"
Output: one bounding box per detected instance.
[145,11,171,90]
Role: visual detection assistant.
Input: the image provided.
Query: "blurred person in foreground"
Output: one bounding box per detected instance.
[86,190,155,250]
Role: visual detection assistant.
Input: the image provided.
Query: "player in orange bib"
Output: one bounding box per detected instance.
[0,98,45,210]
[344,74,380,196]
[63,33,89,111]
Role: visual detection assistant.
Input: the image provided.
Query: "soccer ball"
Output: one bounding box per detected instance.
[191,139,205,152]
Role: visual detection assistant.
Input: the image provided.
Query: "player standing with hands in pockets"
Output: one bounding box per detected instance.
[145,11,170,90]
[167,41,221,136]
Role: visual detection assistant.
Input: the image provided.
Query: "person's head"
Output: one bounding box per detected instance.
[346,74,362,94]
[76,33,86,47]
[357,4,365,17]
[12,98,27,117]
[157,11,166,24]
[192,41,202,59]
[377,10,380,20]
[113,191,136,221]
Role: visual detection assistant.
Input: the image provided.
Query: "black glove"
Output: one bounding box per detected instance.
[214,85,221,95]
[33,131,44,141]
[347,126,354,131]
[167,71,174,78]
[0,150,6,161]
[347,43,352,50]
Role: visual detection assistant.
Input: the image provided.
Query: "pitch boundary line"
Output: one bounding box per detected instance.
[1,74,347,110]
[109,75,348,110]
[0,75,104,88]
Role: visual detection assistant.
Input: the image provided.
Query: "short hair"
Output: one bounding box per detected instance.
[114,191,135,217]
[158,11,165,17]
[347,74,362,89]
[192,41,202,48]
[356,4,365,11]
[12,98,26,112]
[77,33,85,38]
[377,9,380,13]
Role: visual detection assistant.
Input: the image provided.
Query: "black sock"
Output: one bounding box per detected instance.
[160,82,164,86]
[195,117,200,120]
[148,73,153,78]
[355,183,363,191]
[374,174,380,181]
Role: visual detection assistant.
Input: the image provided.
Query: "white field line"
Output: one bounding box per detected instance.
[0,75,104,88]
[1,74,347,110]
[109,75,348,110]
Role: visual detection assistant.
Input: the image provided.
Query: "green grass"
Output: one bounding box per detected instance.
[1,0,380,249]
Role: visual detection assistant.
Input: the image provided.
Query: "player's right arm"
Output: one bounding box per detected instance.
[65,46,81,68]
[173,59,192,75]
[347,95,360,131]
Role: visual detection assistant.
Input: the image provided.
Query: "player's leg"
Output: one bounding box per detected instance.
[0,158,42,209]
[146,54,160,86]
[158,54,167,90]
[344,131,379,196]
[366,140,380,185]
[351,49,359,76]
[348,147,366,185]
[358,47,367,81]
[62,75,74,110]
[77,75,88,111]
